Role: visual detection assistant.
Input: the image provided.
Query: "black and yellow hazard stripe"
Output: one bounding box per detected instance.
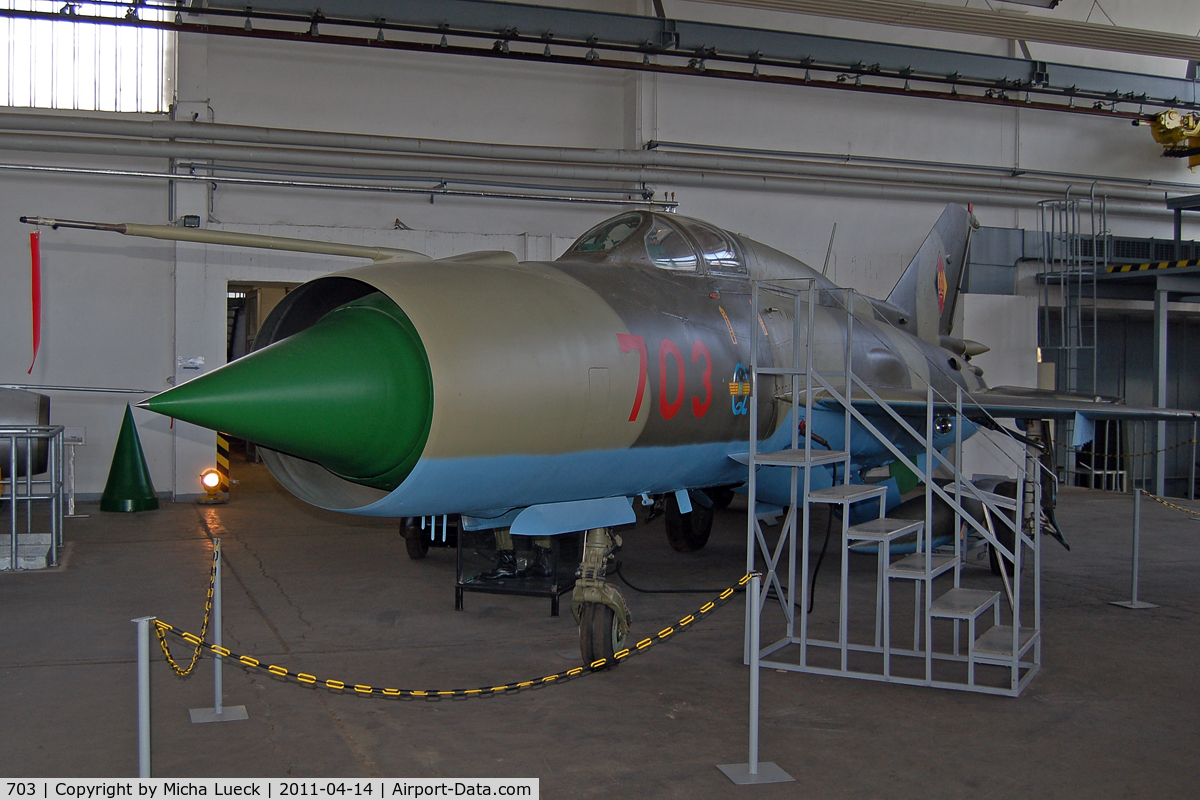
[155,573,754,699]
[216,433,231,494]
[1143,491,1200,518]
[1106,258,1200,274]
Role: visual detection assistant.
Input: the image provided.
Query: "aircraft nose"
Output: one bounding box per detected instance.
[142,292,432,490]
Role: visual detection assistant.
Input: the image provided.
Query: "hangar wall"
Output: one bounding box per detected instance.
[1,0,1197,498]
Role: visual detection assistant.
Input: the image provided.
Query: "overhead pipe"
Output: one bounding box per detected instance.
[0,163,665,208]
[0,131,1183,209]
[0,156,1173,221]
[0,113,1191,203]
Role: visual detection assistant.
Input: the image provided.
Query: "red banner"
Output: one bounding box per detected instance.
[28,230,40,374]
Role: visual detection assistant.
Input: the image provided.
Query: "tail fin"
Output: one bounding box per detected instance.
[885,204,977,344]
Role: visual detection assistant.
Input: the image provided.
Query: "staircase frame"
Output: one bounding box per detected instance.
[745,279,1042,698]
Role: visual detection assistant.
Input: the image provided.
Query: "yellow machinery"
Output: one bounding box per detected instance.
[1147,110,1200,171]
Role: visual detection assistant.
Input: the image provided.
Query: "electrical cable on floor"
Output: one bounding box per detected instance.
[808,506,836,614]
[613,561,739,594]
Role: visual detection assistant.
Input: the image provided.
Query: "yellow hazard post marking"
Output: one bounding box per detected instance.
[153,573,754,700]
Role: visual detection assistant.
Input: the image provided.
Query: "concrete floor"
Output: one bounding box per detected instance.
[2,458,1198,798]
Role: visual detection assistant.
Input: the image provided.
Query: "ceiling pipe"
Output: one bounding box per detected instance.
[0,131,1181,207]
[0,113,1191,202]
[0,137,1178,218]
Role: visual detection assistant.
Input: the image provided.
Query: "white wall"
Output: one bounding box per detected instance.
[959,294,1041,479]
[1,1,1198,498]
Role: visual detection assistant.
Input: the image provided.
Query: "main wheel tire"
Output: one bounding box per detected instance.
[578,602,625,666]
[401,518,429,560]
[706,487,736,511]
[405,535,429,560]
[664,490,714,552]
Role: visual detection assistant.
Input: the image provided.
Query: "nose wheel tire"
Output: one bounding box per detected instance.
[579,602,625,666]
[664,490,714,552]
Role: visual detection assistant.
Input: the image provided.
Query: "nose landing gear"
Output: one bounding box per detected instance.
[571,527,631,665]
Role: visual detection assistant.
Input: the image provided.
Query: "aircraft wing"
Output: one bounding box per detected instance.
[811,385,1199,422]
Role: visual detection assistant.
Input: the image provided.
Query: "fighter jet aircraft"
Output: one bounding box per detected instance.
[22,206,1196,661]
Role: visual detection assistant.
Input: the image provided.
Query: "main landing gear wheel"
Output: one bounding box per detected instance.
[405,536,429,560]
[707,486,736,511]
[579,602,625,666]
[664,490,714,552]
[400,518,428,560]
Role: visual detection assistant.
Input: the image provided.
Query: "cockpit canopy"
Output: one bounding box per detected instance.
[562,211,747,276]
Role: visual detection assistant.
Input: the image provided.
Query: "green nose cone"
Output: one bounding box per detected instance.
[144,293,432,491]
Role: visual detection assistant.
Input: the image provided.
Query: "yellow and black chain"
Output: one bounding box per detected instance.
[1143,491,1200,518]
[155,542,219,676]
[154,573,753,698]
[1066,438,1197,458]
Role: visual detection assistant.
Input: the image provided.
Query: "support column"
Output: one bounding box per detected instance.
[172,178,225,501]
[1153,287,1168,497]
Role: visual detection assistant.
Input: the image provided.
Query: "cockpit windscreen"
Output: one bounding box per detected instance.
[644,217,698,271]
[568,213,643,253]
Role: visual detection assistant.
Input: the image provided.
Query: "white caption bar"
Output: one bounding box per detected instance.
[4,781,538,800]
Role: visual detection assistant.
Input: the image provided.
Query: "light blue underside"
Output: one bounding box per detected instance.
[347,409,978,519]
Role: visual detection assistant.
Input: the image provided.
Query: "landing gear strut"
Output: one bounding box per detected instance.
[572,527,630,665]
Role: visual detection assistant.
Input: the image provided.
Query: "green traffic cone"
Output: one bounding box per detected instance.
[100,405,159,512]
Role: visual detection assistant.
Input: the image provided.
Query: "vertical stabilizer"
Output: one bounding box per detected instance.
[885,204,977,344]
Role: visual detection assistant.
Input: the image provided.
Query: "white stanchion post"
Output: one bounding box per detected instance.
[1111,489,1158,610]
[214,539,224,714]
[190,539,249,723]
[718,573,793,785]
[132,615,155,779]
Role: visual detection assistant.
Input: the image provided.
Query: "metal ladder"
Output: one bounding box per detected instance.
[746,278,1042,697]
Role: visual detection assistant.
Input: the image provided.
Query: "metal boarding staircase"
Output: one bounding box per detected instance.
[745,279,1045,696]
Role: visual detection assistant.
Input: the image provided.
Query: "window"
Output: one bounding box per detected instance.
[568,213,644,254]
[0,2,174,112]
[644,217,698,271]
[681,219,745,274]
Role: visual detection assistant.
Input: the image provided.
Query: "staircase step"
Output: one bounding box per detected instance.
[974,626,1039,658]
[750,449,848,467]
[808,484,886,504]
[930,588,1000,619]
[846,517,923,542]
[887,553,957,579]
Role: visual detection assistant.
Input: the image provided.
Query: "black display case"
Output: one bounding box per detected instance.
[456,529,581,616]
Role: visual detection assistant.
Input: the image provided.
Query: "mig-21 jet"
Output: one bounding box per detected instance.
[22,205,1195,660]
